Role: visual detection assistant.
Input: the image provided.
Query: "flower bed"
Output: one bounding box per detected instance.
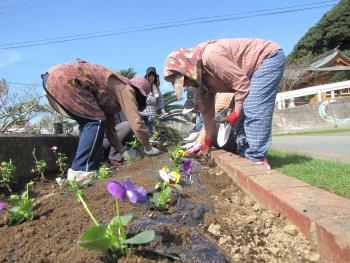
[0,154,322,262]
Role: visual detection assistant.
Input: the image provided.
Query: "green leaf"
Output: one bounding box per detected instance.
[78,226,112,253]
[8,206,20,214]
[173,184,183,191]
[119,214,133,226]
[123,230,155,244]
[110,214,133,227]
[150,192,160,207]
[10,194,20,203]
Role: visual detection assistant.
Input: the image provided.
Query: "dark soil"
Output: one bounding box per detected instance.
[0,154,323,263]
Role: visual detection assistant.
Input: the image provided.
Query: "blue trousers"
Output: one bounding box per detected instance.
[141,115,154,136]
[71,119,105,171]
[235,49,286,162]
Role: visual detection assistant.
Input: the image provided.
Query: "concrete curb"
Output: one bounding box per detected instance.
[211,150,350,263]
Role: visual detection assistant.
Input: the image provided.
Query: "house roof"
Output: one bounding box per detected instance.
[309,47,350,69]
[284,48,350,80]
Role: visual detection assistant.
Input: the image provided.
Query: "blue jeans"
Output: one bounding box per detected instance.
[141,115,154,136]
[71,119,105,171]
[194,113,203,132]
[236,49,286,161]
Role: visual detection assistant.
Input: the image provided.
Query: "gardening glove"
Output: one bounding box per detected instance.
[161,108,166,115]
[224,111,239,125]
[144,146,160,156]
[196,138,212,157]
[186,142,202,155]
[182,140,198,150]
[187,139,212,156]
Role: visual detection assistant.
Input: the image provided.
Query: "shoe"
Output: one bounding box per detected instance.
[144,146,160,156]
[67,168,96,182]
[255,158,271,170]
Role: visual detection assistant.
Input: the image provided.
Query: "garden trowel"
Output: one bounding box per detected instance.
[217,122,232,147]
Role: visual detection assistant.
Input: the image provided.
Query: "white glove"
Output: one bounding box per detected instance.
[182,141,197,150]
[144,146,160,156]
[161,108,166,115]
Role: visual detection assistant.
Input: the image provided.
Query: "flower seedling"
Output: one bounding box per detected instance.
[96,165,110,179]
[51,146,68,177]
[127,137,141,150]
[8,181,35,225]
[32,148,47,179]
[169,146,187,170]
[0,159,15,192]
[149,166,183,210]
[68,180,154,257]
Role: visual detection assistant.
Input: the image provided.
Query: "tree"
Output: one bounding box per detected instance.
[280,58,316,92]
[288,0,350,62]
[0,79,46,133]
[117,68,137,79]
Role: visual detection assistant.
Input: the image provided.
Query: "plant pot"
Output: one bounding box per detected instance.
[53,123,63,134]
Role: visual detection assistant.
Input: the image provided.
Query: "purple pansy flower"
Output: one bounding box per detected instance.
[0,202,4,212]
[107,180,147,204]
[107,181,126,200]
[135,186,148,203]
[122,180,138,204]
[181,159,193,175]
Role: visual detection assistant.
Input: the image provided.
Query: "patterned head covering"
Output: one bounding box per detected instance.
[163,41,216,87]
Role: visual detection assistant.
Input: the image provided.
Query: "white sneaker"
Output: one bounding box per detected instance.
[67,168,96,182]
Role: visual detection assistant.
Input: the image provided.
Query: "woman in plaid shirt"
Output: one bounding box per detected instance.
[140,67,165,138]
[164,38,285,169]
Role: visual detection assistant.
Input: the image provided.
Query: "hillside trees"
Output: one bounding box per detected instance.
[288,0,350,62]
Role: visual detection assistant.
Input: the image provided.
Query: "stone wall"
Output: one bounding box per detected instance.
[273,97,350,133]
[0,135,78,183]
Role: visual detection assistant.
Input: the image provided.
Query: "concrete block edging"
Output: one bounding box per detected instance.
[211,150,350,263]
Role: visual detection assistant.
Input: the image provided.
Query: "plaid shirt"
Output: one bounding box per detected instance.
[140,86,164,117]
[199,38,280,139]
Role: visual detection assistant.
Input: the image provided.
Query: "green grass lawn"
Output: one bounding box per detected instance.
[273,127,350,137]
[268,149,350,199]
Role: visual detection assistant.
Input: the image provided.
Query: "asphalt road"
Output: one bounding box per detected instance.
[271,132,350,164]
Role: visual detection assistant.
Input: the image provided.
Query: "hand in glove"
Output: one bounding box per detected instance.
[224,111,239,125]
[144,146,160,156]
[187,139,212,157]
[186,143,202,155]
[182,141,198,150]
[161,108,166,115]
